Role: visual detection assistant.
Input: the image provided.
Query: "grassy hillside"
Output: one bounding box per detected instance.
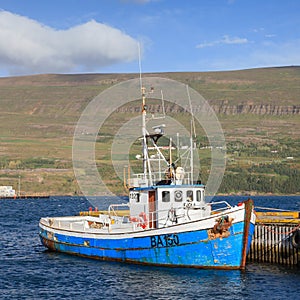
[0,67,299,195]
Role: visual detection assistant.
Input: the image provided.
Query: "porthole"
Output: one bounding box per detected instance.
[174,190,183,202]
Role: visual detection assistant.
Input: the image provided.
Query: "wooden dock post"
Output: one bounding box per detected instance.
[247,211,300,267]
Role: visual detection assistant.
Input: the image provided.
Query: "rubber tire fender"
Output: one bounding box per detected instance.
[291,229,300,249]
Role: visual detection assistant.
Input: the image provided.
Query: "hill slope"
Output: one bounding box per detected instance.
[0,67,299,195]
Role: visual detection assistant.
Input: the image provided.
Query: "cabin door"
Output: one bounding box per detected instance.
[148,191,156,229]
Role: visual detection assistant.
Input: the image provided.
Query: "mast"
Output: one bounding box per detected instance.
[138,43,149,182]
[187,85,195,185]
[190,120,194,184]
[141,87,148,180]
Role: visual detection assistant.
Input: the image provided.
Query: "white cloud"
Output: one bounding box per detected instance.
[0,10,139,75]
[195,38,300,71]
[265,34,276,38]
[196,41,218,49]
[252,27,265,33]
[196,35,249,49]
[251,39,300,67]
[222,35,248,45]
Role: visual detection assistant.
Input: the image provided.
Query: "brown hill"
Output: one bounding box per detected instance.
[0,66,299,195]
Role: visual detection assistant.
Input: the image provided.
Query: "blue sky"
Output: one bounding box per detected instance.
[0,0,299,76]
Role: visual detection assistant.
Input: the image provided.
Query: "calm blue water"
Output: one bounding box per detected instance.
[0,196,299,300]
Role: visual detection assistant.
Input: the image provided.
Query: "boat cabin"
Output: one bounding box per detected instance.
[129,184,210,229]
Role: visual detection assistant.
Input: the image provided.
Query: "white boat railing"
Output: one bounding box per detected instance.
[209,201,232,213]
[129,170,194,187]
[43,201,231,233]
[108,203,130,216]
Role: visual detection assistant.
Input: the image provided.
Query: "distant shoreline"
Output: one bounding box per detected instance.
[1,193,299,200]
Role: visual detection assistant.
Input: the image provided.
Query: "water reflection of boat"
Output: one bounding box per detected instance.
[39,84,256,269]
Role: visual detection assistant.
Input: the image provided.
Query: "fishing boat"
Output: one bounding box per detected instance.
[39,84,256,270]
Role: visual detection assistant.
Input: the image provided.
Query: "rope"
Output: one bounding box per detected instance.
[258,222,300,235]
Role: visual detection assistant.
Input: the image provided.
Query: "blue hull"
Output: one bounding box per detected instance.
[39,221,255,269]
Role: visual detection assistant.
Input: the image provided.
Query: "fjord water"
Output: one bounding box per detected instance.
[1,196,299,300]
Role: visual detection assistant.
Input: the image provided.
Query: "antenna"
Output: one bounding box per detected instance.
[186,85,196,138]
[190,120,194,184]
[150,90,166,120]
[138,42,143,91]
[161,90,166,117]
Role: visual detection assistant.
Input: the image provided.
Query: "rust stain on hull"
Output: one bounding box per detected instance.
[41,236,56,251]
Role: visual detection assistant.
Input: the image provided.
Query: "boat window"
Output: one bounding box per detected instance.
[186,190,193,202]
[196,190,202,202]
[136,193,140,202]
[129,192,140,202]
[162,191,170,202]
[174,190,183,202]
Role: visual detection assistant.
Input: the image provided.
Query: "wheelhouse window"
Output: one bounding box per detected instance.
[196,190,202,202]
[162,191,170,202]
[129,192,140,202]
[186,190,193,202]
